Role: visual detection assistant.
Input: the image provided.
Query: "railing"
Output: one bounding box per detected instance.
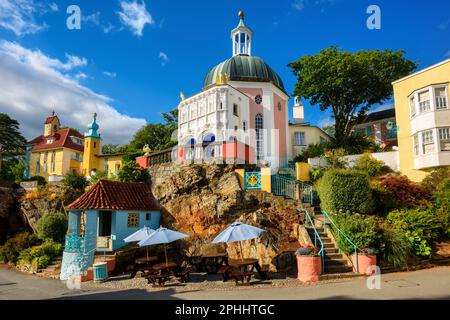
[304,209,324,272]
[321,210,360,273]
[271,174,299,200]
[65,234,85,252]
[301,182,314,205]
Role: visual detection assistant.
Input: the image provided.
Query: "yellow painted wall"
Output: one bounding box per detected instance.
[261,167,272,193]
[235,169,245,190]
[393,60,450,182]
[289,125,331,160]
[81,137,100,176]
[97,156,124,177]
[29,147,82,179]
[295,162,310,181]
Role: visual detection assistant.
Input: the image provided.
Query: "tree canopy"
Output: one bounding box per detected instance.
[117,108,178,159]
[289,46,417,146]
[0,113,26,180]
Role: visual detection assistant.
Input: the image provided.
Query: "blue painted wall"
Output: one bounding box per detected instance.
[111,210,161,250]
[68,211,81,235]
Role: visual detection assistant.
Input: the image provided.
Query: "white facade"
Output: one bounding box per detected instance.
[408,83,450,169]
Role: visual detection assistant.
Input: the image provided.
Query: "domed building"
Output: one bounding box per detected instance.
[177,11,291,170]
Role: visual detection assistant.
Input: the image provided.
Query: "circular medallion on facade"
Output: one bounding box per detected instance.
[248,174,259,186]
[255,95,262,104]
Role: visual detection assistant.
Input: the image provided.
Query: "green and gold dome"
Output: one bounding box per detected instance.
[203,55,286,93]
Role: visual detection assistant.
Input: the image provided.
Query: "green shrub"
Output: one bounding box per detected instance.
[0,232,41,264]
[37,212,68,243]
[89,170,109,184]
[355,153,385,177]
[293,142,331,163]
[378,225,410,267]
[28,175,46,185]
[17,240,63,269]
[387,208,447,257]
[332,212,379,254]
[63,170,88,193]
[433,179,450,238]
[372,175,430,211]
[317,169,373,214]
[310,168,324,182]
[421,167,450,193]
[117,161,150,182]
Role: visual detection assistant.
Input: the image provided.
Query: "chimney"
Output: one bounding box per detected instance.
[293,96,305,124]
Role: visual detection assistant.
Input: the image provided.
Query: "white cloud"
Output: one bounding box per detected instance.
[117,0,154,37]
[159,51,168,66]
[318,115,334,129]
[0,40,146,144]
[0,0,58,36]
[445,50,450,58]
[291,0,306,11]
[291,0,336,12]
[49,3,58,12]
[83,12,101,25]
[74,72,88,80]
[103,23,115,34]
[103,71,117,78]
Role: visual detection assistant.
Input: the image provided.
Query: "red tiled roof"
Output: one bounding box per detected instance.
[28,128,84,152]
[66,180,160,211]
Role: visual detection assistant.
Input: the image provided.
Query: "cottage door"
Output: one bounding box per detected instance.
[97,211,112,250]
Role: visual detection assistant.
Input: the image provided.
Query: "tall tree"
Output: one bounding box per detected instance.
[289,46,417,146]
[0,113,26,178]
[101,144,119,155]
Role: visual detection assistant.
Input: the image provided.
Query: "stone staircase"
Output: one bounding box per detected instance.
[38,256,62,279]
[305,210,358,280]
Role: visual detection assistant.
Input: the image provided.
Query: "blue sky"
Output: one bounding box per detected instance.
[0,0,449,144]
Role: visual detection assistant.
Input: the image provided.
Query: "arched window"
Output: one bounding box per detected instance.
[255,114,263,160]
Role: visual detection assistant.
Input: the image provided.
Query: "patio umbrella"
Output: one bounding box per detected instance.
[124,226,155,261]
[212,221,265,260]
[138,227,189,265]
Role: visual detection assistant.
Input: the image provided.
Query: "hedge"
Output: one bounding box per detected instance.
[316,169,373,214]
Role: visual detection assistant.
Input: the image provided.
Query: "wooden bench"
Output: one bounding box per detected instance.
[229,271,253,285]
[217,266,233,282]
[174,267,192,283]
[145,272,171,287]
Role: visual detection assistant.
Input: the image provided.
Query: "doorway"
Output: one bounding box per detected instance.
[99,211,112,237]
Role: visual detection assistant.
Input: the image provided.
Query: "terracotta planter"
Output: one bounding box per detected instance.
[351,254,377,275]
[297,255,322,282]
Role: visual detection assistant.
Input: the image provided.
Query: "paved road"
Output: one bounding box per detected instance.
[1,264,449,300]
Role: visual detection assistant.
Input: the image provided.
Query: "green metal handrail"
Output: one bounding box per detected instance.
[321,210,360,273]
[304,209,325,272]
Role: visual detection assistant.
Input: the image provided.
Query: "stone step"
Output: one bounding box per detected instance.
[325,259,350,266]
[319,272,361,281]
[324,264,353,274]
[324,253,344,260]
[324,248,339,254]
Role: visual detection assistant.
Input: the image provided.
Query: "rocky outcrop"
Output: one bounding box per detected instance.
[0,182,28,244]
[19,184,79,232]
[151,164,307,271]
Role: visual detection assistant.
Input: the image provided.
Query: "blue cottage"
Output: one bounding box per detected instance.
[60,180,161,280]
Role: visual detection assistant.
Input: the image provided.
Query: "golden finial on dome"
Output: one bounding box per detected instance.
[238,10,244,19]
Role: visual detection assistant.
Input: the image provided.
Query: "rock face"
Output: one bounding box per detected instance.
[0,182,28,244]
[19,184,79,232]
[151,164,307,272]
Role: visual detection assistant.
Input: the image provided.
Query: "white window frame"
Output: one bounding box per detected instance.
[409,96,416,118]
[413,134,419,156]
[438,127,450,151]
[421,130,434,154]
[294,132,306,146]
[418,89,431,113]
[435,86,448,110]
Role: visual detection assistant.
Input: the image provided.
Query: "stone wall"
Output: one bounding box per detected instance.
[0,183,28,244]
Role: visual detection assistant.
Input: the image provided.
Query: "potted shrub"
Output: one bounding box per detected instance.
[295,245,322,282]
[351,248,377,275]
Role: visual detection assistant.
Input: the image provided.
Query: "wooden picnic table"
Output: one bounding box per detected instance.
[228,258,269,283]
[135,256,159,265]
[200,253,228,274]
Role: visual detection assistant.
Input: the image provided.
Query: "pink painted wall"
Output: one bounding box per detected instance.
[273,93,288,158]
[239,88,263,150]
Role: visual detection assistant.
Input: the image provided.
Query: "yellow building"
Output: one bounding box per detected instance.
[26,112,85,181]
[289,97,331,160]
[392,58,450,182]
[26,112,125,181]
[81,113,124,178]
